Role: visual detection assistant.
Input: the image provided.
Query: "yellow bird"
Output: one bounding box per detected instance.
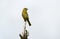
[22,8,31,26]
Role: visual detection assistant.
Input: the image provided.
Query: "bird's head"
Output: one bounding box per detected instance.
[23,8,28,11]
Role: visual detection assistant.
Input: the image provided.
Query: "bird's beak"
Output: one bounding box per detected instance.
[27,9,28,10]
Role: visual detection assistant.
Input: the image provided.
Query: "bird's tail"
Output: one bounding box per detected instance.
[27,19,31,26]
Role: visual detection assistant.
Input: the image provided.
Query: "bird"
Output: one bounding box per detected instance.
[22,8,31,26]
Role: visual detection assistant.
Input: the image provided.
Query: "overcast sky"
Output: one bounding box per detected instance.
[0,0,60,39]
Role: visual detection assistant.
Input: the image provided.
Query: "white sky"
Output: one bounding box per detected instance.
[0,0,60,39]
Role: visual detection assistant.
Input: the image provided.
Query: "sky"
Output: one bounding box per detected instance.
[0,0,60,39]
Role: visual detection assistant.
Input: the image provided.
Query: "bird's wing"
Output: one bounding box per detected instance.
[23,11,29,19]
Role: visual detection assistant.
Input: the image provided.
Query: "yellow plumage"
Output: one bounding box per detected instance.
[22,8,31,26]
